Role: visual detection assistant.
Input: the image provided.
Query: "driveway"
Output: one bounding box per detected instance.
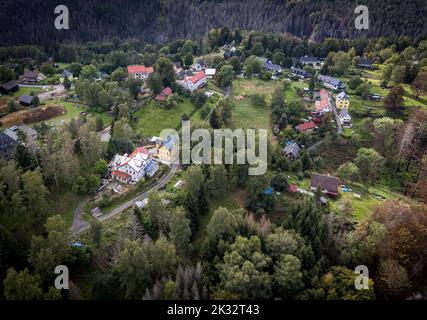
[97,125,111,142]
[71,164,179,236]
[330,98,343,135]
[19,84,66,101]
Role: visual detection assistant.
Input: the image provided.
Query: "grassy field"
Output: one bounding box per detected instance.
[43,100,112,127]
[284,80,307,104]
[231,78,277,131]
[343,69,427,114]
[0,87,44,105]
[133,98,201,136]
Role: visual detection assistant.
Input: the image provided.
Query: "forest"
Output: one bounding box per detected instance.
[0,0,426,45]
[0,27,426,301]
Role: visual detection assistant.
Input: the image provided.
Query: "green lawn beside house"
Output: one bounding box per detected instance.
[133,98,200,136]
[42,100,112,127]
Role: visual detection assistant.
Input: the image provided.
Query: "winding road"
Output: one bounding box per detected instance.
[71,164,179,236]
[71,84,229,236]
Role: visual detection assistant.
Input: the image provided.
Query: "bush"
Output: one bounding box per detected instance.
[249,93,266,107]
[97,194,111,208]
[271,173,289,192]
[190,91,207,108]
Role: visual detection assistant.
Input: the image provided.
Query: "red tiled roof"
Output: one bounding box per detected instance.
[313,116,323,124]
[187,71,206,84]
[296,122,316,132]
[127,65,154,74]
[155,87,173,101]
[288,184,298,193]
[112,170,130,179]
[163,87,172,95]
[316,96,331,112]
[129,147,149,158]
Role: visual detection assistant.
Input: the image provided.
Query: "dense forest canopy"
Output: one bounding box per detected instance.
[1,0,426,45]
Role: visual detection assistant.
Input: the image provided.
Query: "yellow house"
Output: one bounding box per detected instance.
[335,92,350,109]
[158,135,179,162]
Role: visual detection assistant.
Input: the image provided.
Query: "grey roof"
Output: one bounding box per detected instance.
[0,131,17,153]
[1,80,18,91]
[264,61,281,72]
[339,108,350,118]
[300,56,319,63]
[61,70,73,77]
[291,67,310,77]
[22,70,39,80]
[336,91,349,100]
[178,70,194,80]
[19,94,35,104]
[284,142,300,157]
[318,74,345,88]
[162,135,178,151]
[310,173,339,195]
[358,57,373,66]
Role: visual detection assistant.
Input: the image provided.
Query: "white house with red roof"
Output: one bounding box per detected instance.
[127,65,154,80]
[110,147,159,184]
[315,89,332,114]
[178,70,207,92]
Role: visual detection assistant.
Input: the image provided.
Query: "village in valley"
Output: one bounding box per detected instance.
[1,27,426,300]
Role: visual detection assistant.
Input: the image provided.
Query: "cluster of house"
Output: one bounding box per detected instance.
[127,60,209,94]
[109,135,178,185]
[110,147,159,184]
[0,79,39,107]
[282,141,340,199]
[294,87,352,134]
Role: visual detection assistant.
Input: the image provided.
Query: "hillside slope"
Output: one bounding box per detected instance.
[1,0,426,45]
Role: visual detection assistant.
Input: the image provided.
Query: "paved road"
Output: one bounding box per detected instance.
[71,164,179,236]
[97,125,111,142]
[330,98,343,135]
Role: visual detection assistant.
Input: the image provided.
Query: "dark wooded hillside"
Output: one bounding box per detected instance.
[1,0,426,45]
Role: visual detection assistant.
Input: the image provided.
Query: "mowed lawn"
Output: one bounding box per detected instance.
[231,78,277,131]
[357,69,427,109]
[284,80,307,103]
[43,100,112,127]
[133,98,200,136]
[0,86,44,105]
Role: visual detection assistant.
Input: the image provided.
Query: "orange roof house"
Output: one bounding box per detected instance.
[127,65,154,79]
